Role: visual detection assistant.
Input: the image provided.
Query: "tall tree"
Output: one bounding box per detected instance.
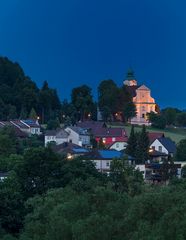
[135,125,150,163]
[71,85,94,121]
[126,125,137,157]
[98,80,118,121]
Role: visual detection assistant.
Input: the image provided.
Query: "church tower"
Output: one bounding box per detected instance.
[124,69,157,125]
[123,68,137,86]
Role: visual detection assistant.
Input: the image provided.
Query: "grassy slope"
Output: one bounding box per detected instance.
[107,123,186,144]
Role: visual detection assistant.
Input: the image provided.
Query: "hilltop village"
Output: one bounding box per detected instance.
[1,57,186,239]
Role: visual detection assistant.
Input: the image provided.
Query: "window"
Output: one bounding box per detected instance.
[106,161,110,167]
[142,114,145,118]
[158,146,162,152]
[116,143,119,148]
[112,137,116,142]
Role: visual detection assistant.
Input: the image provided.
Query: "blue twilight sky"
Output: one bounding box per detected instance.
[0,0,186,109]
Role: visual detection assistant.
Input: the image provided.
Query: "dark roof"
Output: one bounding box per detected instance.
[0,121,28,138]
[67,126,90,135]
[45,129,69,138]
[158,137,176,154]
[93,127,126,138]
[11,120,29,129]
[45,130,58,136]
[77,121,106,129]
[149,149,168,157]
[148,132,165,144]
[21,119,40,128]
[52,142,89,155]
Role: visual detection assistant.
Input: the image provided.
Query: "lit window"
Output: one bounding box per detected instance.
[112,137,116,142]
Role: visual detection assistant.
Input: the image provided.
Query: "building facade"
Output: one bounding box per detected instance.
[124,69,157,125]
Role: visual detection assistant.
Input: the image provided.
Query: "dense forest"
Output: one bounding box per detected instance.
[0,57,61,122]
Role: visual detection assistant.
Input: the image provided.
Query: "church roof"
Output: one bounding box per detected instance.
[137,85,150,91]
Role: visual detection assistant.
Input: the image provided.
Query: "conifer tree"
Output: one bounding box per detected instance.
[29,108,37,119]
[135,125,149,164]
[126,125,137,157]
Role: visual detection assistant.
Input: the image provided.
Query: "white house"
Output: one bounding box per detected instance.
[65,126,90,147]
[45,129,69,146]
[150,137,176,156]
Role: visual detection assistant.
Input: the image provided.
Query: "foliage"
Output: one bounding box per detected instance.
[126,125,137,157]
[135,125,150,163]
[147,111,166,129]
[71,85,94,121]
[176,112,186,127]
[122,101,136,122]
[46,119,60,130]
[175,139,186,162]
[98,80,135,122]
[0,57,61,123]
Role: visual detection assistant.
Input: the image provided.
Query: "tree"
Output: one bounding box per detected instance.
[162,107,180,126]
[46,119,60,130]
[135,125,150,163]
[71,85,94,121]
[122,102,136,122]
[98,80,118,121]
[109,157,143,195]
[147,112,166,129]
[176,112,186,127]
[29,108,37,119]
[126,125,137,157]
[175,139,186,162]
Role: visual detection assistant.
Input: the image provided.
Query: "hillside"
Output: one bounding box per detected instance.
[107,122,186,143]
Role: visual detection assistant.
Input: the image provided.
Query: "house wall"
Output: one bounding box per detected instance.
[92,159,111,172]
[135,164,146,178]
[150,139,169,154]
[45,136,56,146]
[65,127,81,146]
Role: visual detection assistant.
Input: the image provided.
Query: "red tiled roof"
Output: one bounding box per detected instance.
[148,132,165,143]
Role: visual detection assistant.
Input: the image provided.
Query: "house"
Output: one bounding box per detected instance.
[93,127,128,146]
[45,129,69,146]
[52,142,90,159]
[150,137,176,156]
[149,149,168,162]
[10,119,41,135]
[145,162,181,182]
[108,141,128,151]
[0,121,28,138]
[85,149,132,173]
[0,172,9,181]
[124,69,158,125]
[78,121,128,146]
[65,126,91,147]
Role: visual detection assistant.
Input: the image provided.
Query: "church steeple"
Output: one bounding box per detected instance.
[124,68,137,86]
[126,68,135,80]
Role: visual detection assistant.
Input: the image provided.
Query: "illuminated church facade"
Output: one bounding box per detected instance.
[124,70,157,125]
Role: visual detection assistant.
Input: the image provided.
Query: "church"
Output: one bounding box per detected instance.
[124,69,157,125]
